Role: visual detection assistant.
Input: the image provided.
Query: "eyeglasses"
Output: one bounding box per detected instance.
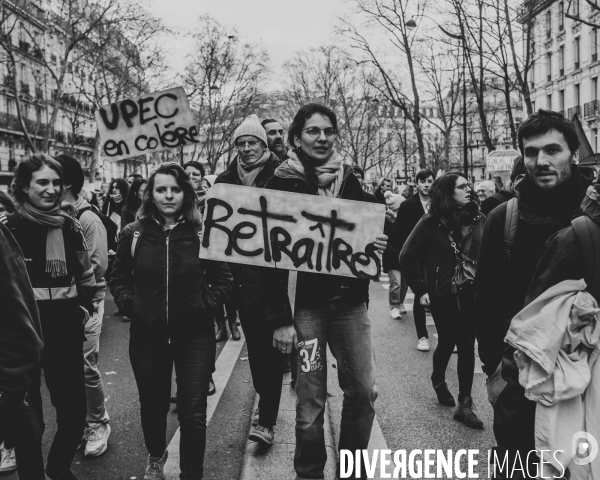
[455,183,472,191]
[236,140,260,150]
[303,127,337,138]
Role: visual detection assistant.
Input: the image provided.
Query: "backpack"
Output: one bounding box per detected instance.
[503,198,600,299]
[77,204,118,252]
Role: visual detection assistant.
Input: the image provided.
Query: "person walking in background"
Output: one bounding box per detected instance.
[0,190,16,215]
[475,180,496,203]
[400,173,485,429]
[54,154,111,459]
[110,162,233,480]
[383,190,406,319]
[102,178,128,234]
[121,178,148,228]
[262,118,289,163]
[5,153,98,480]
[183,161,205,195]
[395,169,435,352]
[215,114,284,447]
[479,157,526,216]
[352,166,378,202]
[374,176,392,203]
[127,173,143,187]
[264,103,387,479]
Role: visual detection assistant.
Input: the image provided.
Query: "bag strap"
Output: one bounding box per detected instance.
[571,215,599,299]
[503,198,518,260]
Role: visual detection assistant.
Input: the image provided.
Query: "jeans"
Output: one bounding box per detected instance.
[429,287,476,398]
[215,299,237,328]
[388,270,408,308]
[8,395,46,480]
[413,297,428,340]
[294,300,377,480]
[129,335,215,480]
[83,299,109,425]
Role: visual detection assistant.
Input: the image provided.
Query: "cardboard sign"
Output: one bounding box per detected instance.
[95,86,198,161]
[486,149,520,172]
[200,184,386,279]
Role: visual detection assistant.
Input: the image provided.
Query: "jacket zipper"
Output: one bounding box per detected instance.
[435,267,439,294]
[165,225,178,344]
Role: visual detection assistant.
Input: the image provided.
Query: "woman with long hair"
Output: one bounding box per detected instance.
[109,162,232,480]
[101,178,128,231]
[263,103,387,480]
[4,153,98,479]
[120,177,148,228]
[400,173,485,429]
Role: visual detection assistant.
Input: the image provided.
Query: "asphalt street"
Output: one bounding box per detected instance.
[5,275,498,479]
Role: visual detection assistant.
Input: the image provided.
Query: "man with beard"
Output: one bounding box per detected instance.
[261,118,289,163]
[474,110,591,478]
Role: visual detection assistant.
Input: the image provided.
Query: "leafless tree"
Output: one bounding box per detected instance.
[182,15,269,173]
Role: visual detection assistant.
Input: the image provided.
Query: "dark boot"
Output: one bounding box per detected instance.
[215,321,228,342]
[453,396,483,429]
[229,319,241,341]
[432,381,456,407]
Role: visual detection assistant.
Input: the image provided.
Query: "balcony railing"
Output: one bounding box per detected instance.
[584,100,599,118]
[567,106,582,119]
[0,112,48,136]
[20,82,29,95]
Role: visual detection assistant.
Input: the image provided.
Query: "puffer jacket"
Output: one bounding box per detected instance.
[109,218,233,344]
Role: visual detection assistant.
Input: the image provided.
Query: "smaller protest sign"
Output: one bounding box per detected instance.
[486,149,520,172]
[95,86,198,161]
[200,184,386,279]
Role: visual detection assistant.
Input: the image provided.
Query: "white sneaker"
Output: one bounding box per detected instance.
[0,443,16,473]
[399,304,407,314]
[84,423,111,457]
[390,308,401,319]
[417,337,430,352]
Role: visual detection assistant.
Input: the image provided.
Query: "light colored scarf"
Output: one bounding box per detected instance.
[237,149,271,187]
[20,201,76,278]
[284,149,345,197]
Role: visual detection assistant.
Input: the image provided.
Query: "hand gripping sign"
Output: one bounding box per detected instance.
[200,184,385,279]
[95,86,199,161]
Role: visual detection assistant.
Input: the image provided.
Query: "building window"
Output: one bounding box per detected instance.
[546,10,552,38]
[547,53,552,81]
[8,142,14,161]
[574,0,580,16]
[594,77,598,101]
[560,89,565,112]
[559,45,565,75]
[6,98,13,115]
[593,29,599,62]
[547,94,552,109]
[594,129,598,152]
[559,1,564,29]
[575,83,581,107]
[575,37,581,69]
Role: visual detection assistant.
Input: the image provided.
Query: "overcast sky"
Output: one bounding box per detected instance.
[150,0,349,84]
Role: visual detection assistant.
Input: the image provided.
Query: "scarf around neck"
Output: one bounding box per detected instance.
[20,201,76,278]
[277,149,345,197]
[237,149,271,187]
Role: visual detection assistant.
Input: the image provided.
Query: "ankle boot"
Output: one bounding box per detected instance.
[432,381,456,407]
[229,320,241,340]
[215,321,228,342]
[453,396,484,429]
[144,450,168,480]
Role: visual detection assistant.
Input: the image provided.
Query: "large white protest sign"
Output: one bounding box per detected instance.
[200,184,386,279]
[95,86,198,161]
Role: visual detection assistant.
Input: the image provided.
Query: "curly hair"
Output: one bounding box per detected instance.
[12,153,64,205]
[138,162,201,226]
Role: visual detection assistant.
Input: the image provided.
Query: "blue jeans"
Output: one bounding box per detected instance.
[387,270,407,308]
[293,300,377,480]
[129,335,215,480]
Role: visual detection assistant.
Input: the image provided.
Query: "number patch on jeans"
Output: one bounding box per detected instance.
[297,338,323,374]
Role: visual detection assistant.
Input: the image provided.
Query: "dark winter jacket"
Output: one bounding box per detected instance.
[6,212,96,323]
[394,193,427,251]
[263,164,374,327]
[214,152,280,323]
[400,213,485,299]
[474,166,591,379]
[109,218,233,344]
[374,186,386,204]
[382,211,400,272]
[0,223,43,443]
[480,189,514,216]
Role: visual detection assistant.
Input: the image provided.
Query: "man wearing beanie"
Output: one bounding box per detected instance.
[383,190,406,320]
[215,114,286,446]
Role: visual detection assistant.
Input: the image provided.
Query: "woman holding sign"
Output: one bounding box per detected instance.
[400,173,485,429]
[263,103,387,480]
[109,162,233,480]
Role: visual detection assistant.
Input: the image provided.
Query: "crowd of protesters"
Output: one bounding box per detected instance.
[1,107,599,480]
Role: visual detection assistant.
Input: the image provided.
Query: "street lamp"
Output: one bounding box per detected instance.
[467,131,482,183]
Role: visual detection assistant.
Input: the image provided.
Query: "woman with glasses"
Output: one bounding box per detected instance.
[109,162,233,480]
[263,103,387,480]
[214,114,286,446]
[400,173,485,429]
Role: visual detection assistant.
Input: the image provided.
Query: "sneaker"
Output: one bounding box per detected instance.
[453,396,484,429]
[432,381,456,407]
[399,304,407,314]
[251,407,260,427]
[144,450,168,480]
[84,423,111,457]
[417,337,430,352]
[0,443,16,473]
[390,308,401,319]
[248,425,274,446]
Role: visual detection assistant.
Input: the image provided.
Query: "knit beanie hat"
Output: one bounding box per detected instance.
[384,191,403,212]
[233,114,268,147]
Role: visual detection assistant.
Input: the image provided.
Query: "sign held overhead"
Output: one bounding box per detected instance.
[200,184,385,279]
[95,86,199,161]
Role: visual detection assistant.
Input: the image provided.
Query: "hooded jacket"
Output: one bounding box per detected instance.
[109,218,233,344]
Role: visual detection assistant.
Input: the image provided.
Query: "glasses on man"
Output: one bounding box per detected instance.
[236,140,260,150]
[302,127,337,138]
[455,183,472,191]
